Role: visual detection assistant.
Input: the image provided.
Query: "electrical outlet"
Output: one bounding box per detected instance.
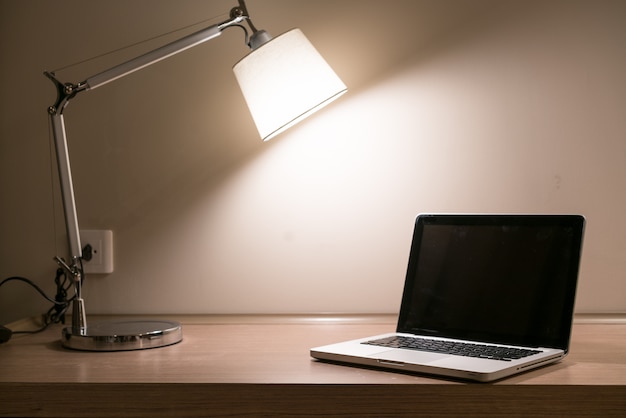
[80,230,114,274]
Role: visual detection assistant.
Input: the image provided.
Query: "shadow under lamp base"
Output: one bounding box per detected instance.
[61,320,183,351]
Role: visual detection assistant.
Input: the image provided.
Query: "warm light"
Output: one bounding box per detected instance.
[233,29,347,141]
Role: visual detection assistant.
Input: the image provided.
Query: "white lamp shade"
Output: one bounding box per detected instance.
[233,28,347,141]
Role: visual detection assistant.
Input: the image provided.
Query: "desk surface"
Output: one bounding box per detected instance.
[1,315,625,417]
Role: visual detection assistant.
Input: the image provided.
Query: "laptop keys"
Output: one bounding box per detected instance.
[363,335,542,362]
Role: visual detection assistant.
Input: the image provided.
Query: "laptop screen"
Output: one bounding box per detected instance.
[397,214,585,350]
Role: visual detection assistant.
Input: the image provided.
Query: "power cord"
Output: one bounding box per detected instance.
[0,268,76,343]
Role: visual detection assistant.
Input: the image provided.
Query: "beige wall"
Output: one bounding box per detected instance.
[1,0,625,324]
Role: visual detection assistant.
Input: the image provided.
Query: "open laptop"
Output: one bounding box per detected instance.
[311,214,585,382]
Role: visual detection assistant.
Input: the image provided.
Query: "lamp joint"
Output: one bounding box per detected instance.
[44,71,87,115]
[230,6,245,20]
[54,256,83,284]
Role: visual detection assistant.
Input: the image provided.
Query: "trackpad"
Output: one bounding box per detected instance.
[372,349,450,364]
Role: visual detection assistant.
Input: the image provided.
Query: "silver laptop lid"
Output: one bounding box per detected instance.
[397,214,585,352]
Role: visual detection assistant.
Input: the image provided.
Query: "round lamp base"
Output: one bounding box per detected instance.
[62,320,182,351]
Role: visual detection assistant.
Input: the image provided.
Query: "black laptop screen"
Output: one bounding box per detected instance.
[397,215,584,350]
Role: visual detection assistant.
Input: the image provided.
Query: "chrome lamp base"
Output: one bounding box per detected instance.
[62,320,183,351]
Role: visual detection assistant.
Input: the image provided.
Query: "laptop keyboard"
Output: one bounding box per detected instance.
[363,335,542,362]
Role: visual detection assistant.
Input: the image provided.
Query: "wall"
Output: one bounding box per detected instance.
[1,0,625,324]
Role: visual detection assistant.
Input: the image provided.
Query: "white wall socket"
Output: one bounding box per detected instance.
[80,230,114,274]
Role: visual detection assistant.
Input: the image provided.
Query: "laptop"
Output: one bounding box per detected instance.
[311,214,585,382]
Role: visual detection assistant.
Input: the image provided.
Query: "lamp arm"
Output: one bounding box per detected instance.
[46,12,248,113]
[85,17,240,91]
[49,113,82,269]
[46,5,248,258]
[44,2,253,334]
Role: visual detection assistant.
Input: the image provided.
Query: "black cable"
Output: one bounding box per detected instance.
[0,276,65,305]
[1,269,76,337]
[52,267,72,325]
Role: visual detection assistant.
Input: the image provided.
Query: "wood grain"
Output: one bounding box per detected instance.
[1,316,625,417]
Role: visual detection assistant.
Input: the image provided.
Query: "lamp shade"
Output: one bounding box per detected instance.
[233,28,347,141]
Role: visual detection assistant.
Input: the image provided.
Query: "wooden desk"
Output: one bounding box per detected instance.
[1,315,625,417]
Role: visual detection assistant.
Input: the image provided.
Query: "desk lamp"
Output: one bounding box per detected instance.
[45,0,347,351]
